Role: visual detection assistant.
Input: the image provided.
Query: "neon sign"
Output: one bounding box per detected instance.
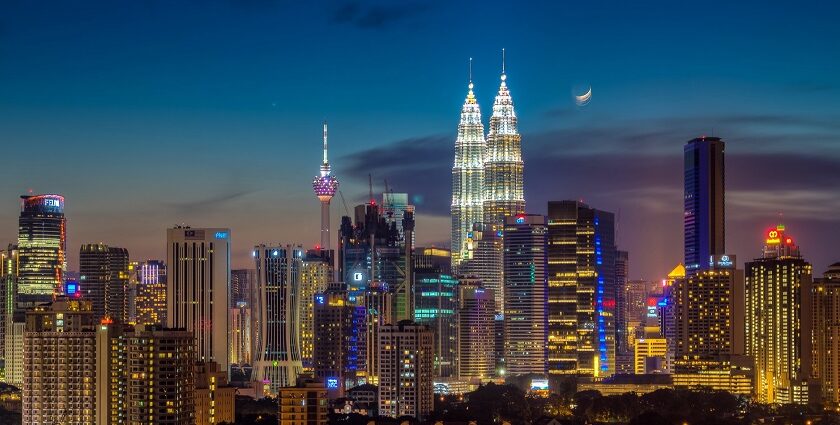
[215,231,228,239]
[316,295,325,305]
[353,272,363,281]
[515,216,526,224]
[326,378,339,389]
[766,229,781,245]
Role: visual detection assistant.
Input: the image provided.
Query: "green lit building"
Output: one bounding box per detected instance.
[414,271,458,378]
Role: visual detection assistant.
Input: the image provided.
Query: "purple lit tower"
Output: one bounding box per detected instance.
[312,122,339,252]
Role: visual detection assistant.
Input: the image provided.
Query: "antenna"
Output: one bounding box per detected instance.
[368,174,374,205]
[322,120,328,164]
[469,57,473,83]
[502,48,505,75]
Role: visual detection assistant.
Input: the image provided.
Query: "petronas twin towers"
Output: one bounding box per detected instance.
[451,54,525,268]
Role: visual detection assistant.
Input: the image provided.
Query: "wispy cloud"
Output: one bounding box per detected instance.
[331,1,432,29]
[164,190,256,213]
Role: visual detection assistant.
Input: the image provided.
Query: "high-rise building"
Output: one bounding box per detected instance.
[483,53,525,227]
[79,244,129,322]
[457,284,495,380]
[460,222,505,312]
[382,192,415,247]
[22,299,97,424]
[451,69,485,270]
[378,321,434,420]
[413,270,458,378]
[746,225,813,404]
[278,376,328,425]
[313,284,365,395]
[300,252,331,372]
[253,244,304,395]
[413,247,451,275]
[614,250,631,373]
[134,260,166,325]
[17,194,66,300]
[683,136,725,275]
[503,214,547,376]
[230,302,251,367]
[546,201,617,377]
[195,361,236,425]
[363,282,391,386]
[813,262,840,407]
[166,227,230,368]
[95,321,128,425]
[0,245,18,363]
[125,325,195,424]
[230,269,255,307]
[313,121,340,253]
[660,264,685,373]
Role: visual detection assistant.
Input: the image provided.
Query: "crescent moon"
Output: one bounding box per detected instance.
[575,86,592,106]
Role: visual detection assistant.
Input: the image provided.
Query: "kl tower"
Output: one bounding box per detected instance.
[312,121,339,253]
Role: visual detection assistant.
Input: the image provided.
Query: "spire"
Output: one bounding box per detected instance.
[467,57,476,104]
[322,120,329,165]
[500,48,507,86]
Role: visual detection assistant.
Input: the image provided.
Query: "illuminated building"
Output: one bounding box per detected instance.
[503,214,547,376]
[378,321,434,420]
[634,316,668,374]
[672,356,753,396]
[483,52,525,227]
[230,269,255,307]
[578,374,674,396]
[125,325,195,424]
[813,263,840,407]
[166,227,230,368]
[195,361,236,425]
[382,192,415,247]
[278,376,328,425]
[313,284,364,396]
[451,66,485,270]
[413,270,458,378]
[614,250,631,373]
[684,136,725,275]
[413,247,451,275]
[17,194,65,300]
[230,302,251,366]
[133,260,166,326]
[312,121,339,253]
[546,201,617,377]
[457,284,495,380]
[22,299,97,424]
[363,282,391,386]
[460,222,504,312]
[252,244,304,395]
[95,320,127,425]
[79,243,129,322]
[300,252,331,372]
[0,245,18,364]
[746,225,813,404]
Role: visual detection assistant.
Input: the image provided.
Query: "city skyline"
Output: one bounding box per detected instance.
[2,1,840,279]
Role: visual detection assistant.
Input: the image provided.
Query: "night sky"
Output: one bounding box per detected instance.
[1,1,839,279]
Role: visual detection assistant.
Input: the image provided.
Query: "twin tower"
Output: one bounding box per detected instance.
[451,52,525,269]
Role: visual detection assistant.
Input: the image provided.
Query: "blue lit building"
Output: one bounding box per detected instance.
[313,283,367,397]
[413,270,458,378]
[684,136,725,275]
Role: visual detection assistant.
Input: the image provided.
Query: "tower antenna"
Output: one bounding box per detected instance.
[322,120,328,165]
[368,174,374,205]
[502,48,505,75]
[469,57,473,83]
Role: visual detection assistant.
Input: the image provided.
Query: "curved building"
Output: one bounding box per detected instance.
[484,53,524,225]
[451,66,485,269]
[253,244,304,396]
[18,194,66,299]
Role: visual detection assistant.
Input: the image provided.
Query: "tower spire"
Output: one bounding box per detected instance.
[469,57,473,83]
[322,120,329,165]
[502,48,505,76]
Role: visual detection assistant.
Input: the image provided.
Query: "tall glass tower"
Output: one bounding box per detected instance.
[451,64,485,270]
[684,136,725,274]
[17,194,66,300]
[484,52,525,226]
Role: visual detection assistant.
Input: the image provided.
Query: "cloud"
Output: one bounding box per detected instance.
[331,1,431,29]
[164,190,257,213]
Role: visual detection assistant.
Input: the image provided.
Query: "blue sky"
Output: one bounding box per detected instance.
[1,0,839,278]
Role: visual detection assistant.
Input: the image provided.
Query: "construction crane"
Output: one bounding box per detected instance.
[338,190,350,217]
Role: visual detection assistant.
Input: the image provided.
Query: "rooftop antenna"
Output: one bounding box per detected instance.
[322,120,328,165]
[469,57,473,83]
[502,48,506,75]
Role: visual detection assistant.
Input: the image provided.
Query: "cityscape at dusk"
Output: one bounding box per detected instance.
[1,1,840,424]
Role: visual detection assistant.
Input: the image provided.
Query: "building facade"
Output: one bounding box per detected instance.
[195,361,235,425]
[458,284,495,380]
[166,227,230,368]
[278,377,328,425]
[683,136,725,275]
[134,260,167,325]
[503,214,547,376]
[378,321,434,420]
[413,271,458,378]
[17,194,66,300]
[80,244,130,322]
[813,262,840,407]
[300,252,331,372]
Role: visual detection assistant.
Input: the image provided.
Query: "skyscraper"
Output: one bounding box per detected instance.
[746,225,813,404]
[413,269,458,378]
[300,252,331,372]
[683,136,725,274]
[483,52,525,227]
[0,245,18,363]
[80,244,129,322]
[378,321,434,420]
[460,222,504,312]
[813,262,840,407]
[253,244,304,395]
[134,260,167,325]
[614,250,631,373]
[313,283,365,395]
[166,227,230,368]
[457,284,495,380]
[382,192,415,246]
[451,65,485,270]
[313,121,339,253]
[17,194,66,300]
[546,201,617,377]
[503,214,547,376]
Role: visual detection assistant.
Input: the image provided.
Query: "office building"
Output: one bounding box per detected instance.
[813,262,840,407]
[166,227,230,368]
[413,270,458,378]
[253,244,304,395]
[746,225,813,404]
[684,136,725,275]
[0,245,18,363]
[483,54,525,227]
[451,70,485,270]
[546,201,617,377]
[17,194,66,300]
[278,376,328,425]
[313,284,365,395]
[80,243,129,322]
[300,252,331,372]
[363,282,391,386]
[457,284,495,380]
[503,214,547,376]
[459,222,505,312]
[230,302,251,366]
[313,121,340,253]
[134,260,166,325]
[195,361,236,425]
[413,247,452,275]
[378,321,434,420]
[22,299,97,424]
[230,268,255,307]
[614,250,630,373]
